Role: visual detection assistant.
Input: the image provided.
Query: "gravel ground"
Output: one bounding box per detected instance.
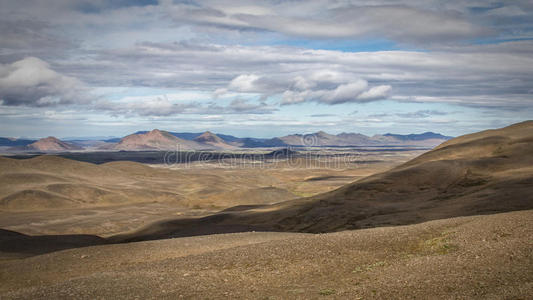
[1,210,532,299]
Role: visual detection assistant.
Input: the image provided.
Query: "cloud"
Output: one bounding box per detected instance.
[221,72,390,105]
[0,57,93,107]
[281,80,390,105]
[396,110,449,118]
[162,1,489,44]
[23,39,531,110]
[51,40,533,109]
[0,19,75,60]
[228,74,261,92]
[357,85,392,101]
[309,114,337,118]
[225,98,276,114]
[93,94,277,117]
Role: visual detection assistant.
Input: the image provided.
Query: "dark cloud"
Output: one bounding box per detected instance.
[74,0,159,14]
[0,19,75,62]
[162,1,489,44]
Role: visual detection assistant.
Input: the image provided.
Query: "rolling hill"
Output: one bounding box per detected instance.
[113,120,533,242]
[193,131,236,149]
[16,137,83,152]
[108,129,208,151]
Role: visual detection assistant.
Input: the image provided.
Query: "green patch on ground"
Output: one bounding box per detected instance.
[318,288,336,296]
[412,231,458,256]
[352,260,387,273]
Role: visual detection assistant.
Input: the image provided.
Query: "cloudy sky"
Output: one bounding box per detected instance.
[0,0,532,139]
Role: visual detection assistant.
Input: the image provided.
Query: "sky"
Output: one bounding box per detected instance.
[0,0,532,139]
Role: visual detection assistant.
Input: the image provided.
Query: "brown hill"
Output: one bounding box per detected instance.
[0,155,302,213]
[23,137,83,152]
[111,129,206,151]
[1,210,531,298]
[193,131,236,149]
[113,121,533,242]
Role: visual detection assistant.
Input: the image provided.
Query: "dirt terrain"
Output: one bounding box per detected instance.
[0,148,419,236]
[112,121,533,242]
[0,210,531,299]
[0,121,531,299]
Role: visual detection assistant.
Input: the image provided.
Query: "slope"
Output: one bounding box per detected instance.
[110,129,208,151]
[114,121,533,242]
[1,210,531,298]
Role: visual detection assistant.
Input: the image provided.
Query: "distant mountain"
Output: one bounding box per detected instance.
[170,132,203,140]
[22,137,83,152]
[103,137,122,143]
[278,131,452,147]
[120,131,241,143]
[0,137,35,147]
[383,132,453,141]
[213,133,241,143]
[280,131,375,147]
[193,131,236,149]
[108,129,207,151]
[64,136,119,141]
[1,130,454,152]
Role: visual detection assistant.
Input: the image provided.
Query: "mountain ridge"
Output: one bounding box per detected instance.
[2,129,454,152]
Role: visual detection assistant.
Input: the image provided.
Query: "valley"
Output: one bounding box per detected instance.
[1,121,532,299]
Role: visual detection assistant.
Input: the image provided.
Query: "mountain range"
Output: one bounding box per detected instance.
[2,129,453,152]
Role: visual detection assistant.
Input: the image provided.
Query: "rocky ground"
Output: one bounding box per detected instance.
[1,210,531,299]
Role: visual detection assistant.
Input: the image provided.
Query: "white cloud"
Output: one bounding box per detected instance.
[228,74,261,92]
[357,85,392,101]
[0,57,92,107]
[280,80,389,105]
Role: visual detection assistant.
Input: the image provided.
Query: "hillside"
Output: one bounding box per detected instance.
[0,155,306,213]
[19,137,82,152]
[193,131,236,149]
[109,129,207,151]
[1,210,531,298]
[114,121,533,242]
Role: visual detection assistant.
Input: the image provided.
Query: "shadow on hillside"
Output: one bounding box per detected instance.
[0,229,108,258]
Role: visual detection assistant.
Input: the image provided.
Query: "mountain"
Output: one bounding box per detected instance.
[278,130,450,147]
[336,132,375,145]
[109,129,207,151]
[20,137,83,152]
[170,132,203,140]
[279,131,340,146]
[112,120,533,242]
[170,131,285,148]
[0,137,35,147]
[193,131,236,149]
[383,132,453,141]
[103,137,122,143]
[2,129,453,152]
